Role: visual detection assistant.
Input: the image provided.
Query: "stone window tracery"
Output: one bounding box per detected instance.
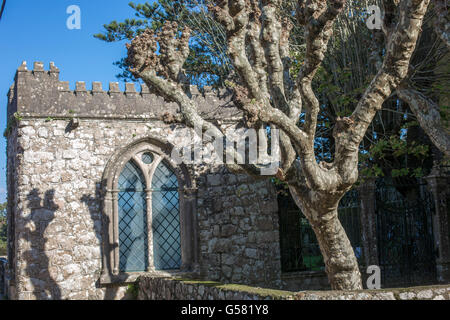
[100,139,198,284]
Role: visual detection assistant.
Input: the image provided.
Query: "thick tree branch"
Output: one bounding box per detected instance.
[247,0,269,99]
[211,0,265,100]
[349,0,431,152]
[211,0,301,176]
[127,25,220,135]
[262,0,290,112]
[237,98,342,189]
[208,0,235,32]
[127,21,277,177]
[297,0,346,140]
[280,18,303,121]
[397,86,450,157]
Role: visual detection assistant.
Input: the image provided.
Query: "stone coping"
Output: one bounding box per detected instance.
[293,284,450,300]
[137,276,294,300]
[100,270,198,285]
[137,276,450,300]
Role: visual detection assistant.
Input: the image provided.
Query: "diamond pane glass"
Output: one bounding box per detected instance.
[118,161,148,272]
[152,160,178,191]
[152,161,181,270]
[142,152,154,165]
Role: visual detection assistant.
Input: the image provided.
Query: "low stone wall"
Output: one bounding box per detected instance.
[137,276,450,300]
[138,276,293,300]
[281,271,330,291]
[293,286,450,300]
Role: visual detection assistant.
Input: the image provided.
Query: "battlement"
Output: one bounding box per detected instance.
[7,61,239,121]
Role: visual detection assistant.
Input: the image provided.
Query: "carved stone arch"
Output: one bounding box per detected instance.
[100,136,199,284]
[102,136,194,192]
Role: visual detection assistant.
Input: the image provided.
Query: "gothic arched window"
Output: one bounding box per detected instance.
[100,140,198,284]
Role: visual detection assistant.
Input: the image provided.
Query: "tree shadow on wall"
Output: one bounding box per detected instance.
[23,188,61,300]
[81,182,131,300]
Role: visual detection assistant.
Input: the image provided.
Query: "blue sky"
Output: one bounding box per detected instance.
[0,1,151,203]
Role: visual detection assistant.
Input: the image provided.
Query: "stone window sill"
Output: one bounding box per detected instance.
[99,270,198,285]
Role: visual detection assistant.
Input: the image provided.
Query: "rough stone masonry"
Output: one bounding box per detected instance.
[4,62,282,300]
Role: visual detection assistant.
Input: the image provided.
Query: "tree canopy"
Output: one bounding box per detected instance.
[96,0,449,183]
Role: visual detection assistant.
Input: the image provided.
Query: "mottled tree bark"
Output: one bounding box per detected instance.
[434,0,450,48]
[289,185,362,289]
[397,87,450,157]
[126,0,430,290]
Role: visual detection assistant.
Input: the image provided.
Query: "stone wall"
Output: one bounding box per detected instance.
[281,271,330,291]
[138,276,450,300]
[292,286,450,300]
[138,276,293,300]
[5,62,282,299]
[7,118,281,300]
[196,171,281,287]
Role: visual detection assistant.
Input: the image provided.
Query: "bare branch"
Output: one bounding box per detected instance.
[127,20,276,177]
[297,0,346,139]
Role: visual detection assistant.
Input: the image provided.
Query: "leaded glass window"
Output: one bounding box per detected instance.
[102,142,198,281]
[117,153,182,273]
[152,161,182,270]
[118,160,148,272]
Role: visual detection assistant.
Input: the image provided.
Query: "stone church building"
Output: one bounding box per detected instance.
[2,62,449,300]
[3,62,285,300]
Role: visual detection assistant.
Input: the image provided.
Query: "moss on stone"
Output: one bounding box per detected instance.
[214,284,293,298]
[173,278,293,299]
[126,282,140,300]
[292,283,450,300]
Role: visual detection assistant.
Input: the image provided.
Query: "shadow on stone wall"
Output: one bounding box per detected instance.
[23,188,61,299]
[81,182,128,300]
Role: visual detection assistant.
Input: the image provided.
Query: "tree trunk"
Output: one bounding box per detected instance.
[289,186,363,290]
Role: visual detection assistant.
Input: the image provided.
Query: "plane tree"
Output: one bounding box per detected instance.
[123,0,432,289]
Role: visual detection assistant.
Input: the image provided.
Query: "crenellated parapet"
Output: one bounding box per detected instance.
[7,61,240,121]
